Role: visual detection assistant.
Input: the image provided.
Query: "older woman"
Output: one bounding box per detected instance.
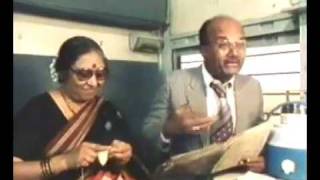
[14,36,136,180]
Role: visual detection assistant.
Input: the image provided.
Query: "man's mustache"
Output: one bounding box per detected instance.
[224,58,241,64]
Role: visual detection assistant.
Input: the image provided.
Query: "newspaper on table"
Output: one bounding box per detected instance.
[153,120,274,179]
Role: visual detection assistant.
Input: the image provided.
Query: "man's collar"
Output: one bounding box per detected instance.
[202,64,213,87]
[201,65,235,89]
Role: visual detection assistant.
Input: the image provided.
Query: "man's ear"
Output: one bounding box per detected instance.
[199,45,208,58]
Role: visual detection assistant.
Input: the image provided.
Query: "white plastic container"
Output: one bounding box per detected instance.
[267,113,306,180]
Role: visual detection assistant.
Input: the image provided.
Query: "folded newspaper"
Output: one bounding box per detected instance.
[153,120,274,178]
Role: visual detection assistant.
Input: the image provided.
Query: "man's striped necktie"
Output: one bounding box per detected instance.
[210,80,234,143]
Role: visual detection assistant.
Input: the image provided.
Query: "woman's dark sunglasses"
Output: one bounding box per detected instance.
[70,68,107,81]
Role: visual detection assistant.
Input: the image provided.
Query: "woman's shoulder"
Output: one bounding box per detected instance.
[99,100,124,120]
[14,92,53,124]
[19,92,52,111]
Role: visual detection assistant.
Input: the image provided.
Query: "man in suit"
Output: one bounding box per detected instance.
[143,15,265,177]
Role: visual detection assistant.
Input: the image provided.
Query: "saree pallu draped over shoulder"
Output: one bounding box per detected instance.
[44,96,135,180]
[45,96,104,156]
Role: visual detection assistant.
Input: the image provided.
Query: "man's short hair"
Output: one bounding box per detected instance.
[199,15,241,46]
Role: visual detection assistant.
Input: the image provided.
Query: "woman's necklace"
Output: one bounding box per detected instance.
[60,90,77,116]
[59,91,86,179]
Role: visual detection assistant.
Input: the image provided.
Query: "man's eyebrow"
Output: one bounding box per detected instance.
[215,36,246,41]
[215,36,227,40]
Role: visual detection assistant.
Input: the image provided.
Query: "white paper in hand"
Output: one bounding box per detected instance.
[98,150,109,166]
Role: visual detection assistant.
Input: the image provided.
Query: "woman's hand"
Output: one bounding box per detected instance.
[60,142,109,170]
[108,140,133,165]
[239,156,266,173]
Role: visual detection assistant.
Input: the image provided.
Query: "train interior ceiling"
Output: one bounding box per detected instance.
[13,0,306,170]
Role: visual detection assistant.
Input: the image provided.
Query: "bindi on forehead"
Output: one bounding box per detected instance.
[91,63,103,69]
[90,64,105,70]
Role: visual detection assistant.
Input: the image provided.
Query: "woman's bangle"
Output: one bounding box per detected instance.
[40,157,54,179]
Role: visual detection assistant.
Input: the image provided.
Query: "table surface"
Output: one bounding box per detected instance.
[213,172,281,180]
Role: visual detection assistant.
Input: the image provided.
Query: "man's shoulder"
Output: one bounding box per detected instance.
[236,74,260,85]
[235,74,262,94]
[169,67,201,81]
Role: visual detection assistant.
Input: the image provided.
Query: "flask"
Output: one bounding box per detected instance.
[266,102,306,180]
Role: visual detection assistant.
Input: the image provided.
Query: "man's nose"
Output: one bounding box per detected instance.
[228,44,239,56]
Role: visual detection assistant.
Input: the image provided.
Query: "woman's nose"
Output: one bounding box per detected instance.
[87,74,98,87]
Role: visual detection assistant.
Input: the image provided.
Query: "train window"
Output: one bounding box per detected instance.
[178,43,303,113]
[179,54,203,69]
